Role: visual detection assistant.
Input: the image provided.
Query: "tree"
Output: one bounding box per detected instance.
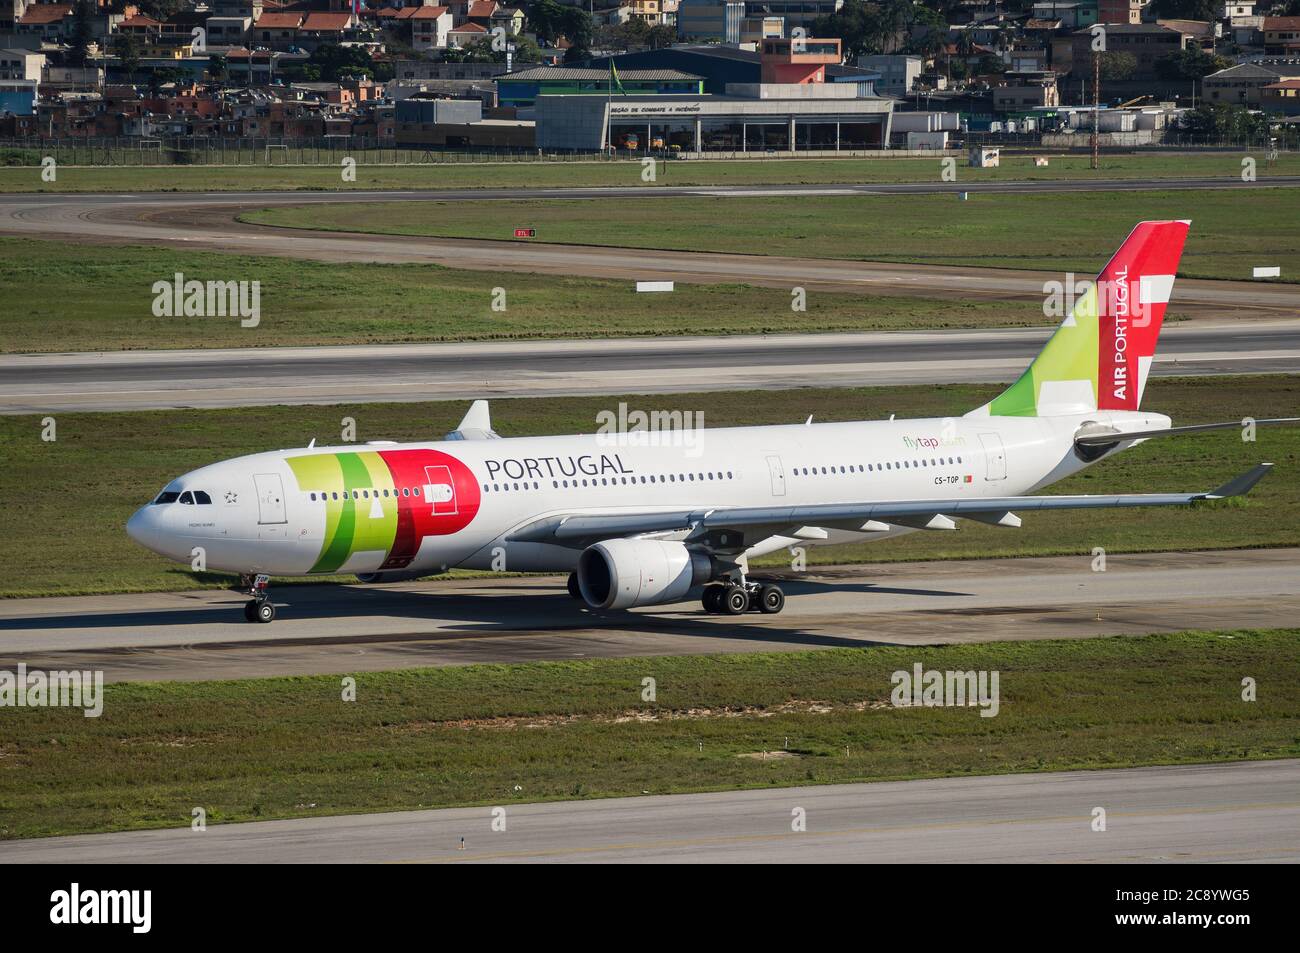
[69,0,95,68]
[304,43,379,81]
[207,54,228,84]
[527,0,568,44]
[137,0,187,19]
[444,33,542,64]
[1155,46,1231,81]
[1178,103,1269,142]
[1148,0,1219,19]
[811,0,882,58]
[814,0,942,59]
[646,24,677,50]
[528,0,591,50]
[113,33,141,80]
[146,65,188,94]
[1098,51,1137,81]
[561,7,594,58]
[609,18,651,51]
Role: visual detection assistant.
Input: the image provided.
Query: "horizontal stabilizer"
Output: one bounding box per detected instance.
[1207,462,1273,499]
[1076,417,1300,447]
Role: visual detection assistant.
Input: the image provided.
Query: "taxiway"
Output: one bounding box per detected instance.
[3,548,1297,683]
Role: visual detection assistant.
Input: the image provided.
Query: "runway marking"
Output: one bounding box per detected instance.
[403,800,1300,863]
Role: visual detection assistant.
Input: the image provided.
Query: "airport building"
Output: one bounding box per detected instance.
[538,38,894,153]
[497,66,706,111]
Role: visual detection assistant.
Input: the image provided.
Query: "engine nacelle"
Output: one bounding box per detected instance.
[577,539,714,610]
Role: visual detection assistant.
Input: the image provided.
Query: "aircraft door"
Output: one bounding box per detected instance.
[766,455,786,497]
[978,433,1007,481]
[423,465,458,515]
[253,472,287,524]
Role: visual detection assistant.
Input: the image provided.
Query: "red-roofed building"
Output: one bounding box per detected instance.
[253,10,303,47]
[1264,17,1300,56]
[16,3,72,40]
[446,20,486,49]
[300,11,354,32]
[298,10,355,48]
[116,14,164,36]
[1262,77,1300,113]
[467,0,496,25]
[407,5,451,50]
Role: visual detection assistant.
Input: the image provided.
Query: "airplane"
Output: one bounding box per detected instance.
[126,220,1296,623]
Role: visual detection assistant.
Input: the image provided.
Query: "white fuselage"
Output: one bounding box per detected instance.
[126,409,1169,577]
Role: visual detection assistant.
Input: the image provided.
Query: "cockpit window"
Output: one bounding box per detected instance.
[193,490,212,505]
[179,491,195,504]
[153,491,180,505]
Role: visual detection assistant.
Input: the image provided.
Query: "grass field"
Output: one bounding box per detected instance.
[2,376,1297,598]
[0,238,1046,353]
[1,151,1297,194]
[1,629,1295,839]
[245,186,1300,282]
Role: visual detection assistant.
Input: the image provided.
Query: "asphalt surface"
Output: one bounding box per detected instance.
[6,759,1297,863]
[5,322,1300,413]
[4,548,1297,683]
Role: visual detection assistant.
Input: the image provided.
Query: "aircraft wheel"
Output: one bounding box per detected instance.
[567,572,583,600]
[701,586,723,613]
[254,600,275,624]
[243,600,258,622]
[721,585,750,615]
[758,584,786,614]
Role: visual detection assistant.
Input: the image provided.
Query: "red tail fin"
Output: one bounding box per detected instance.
[1096,219,1189,411]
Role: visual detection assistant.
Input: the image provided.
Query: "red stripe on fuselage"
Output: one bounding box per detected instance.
[377,449,481,569]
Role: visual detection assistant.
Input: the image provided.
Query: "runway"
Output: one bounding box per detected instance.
[3,548,1297,683]
[5,322,1300,413]
[1,188,1296,325]
[5,759,1297,863]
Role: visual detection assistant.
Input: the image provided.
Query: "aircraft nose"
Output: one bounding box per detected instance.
[125,505,166,555]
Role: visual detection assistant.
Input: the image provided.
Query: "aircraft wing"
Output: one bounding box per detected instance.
[508,463,1274,550]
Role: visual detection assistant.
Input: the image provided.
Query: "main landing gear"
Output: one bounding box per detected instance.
[241,572,275,623]
[701,580,785,615]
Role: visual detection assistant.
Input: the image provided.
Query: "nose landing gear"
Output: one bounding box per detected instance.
[241,573,275,623]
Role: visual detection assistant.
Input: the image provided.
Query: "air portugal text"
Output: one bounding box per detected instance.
[485,453,634,482]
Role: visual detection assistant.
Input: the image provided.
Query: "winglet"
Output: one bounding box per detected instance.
[1204,463,1273,499]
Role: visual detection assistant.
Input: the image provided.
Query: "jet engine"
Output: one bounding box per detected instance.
[577,539,715,610]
